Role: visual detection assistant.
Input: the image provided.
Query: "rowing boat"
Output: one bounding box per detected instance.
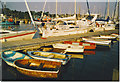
[91,35,117,40]
[14,59,61,78]
[82,37,112,48]
[64,47,84,54]
[27,51,71,65]
[52,43,84,53]
[52,43,84,49]
[111,33,119,37]
[63,41,96,49]
[1,50,32,67]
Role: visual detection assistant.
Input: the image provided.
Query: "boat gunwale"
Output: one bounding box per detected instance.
[63,41,96,46]
[1,51,32,66]
[13,59,60,73]
[27,51,70,61]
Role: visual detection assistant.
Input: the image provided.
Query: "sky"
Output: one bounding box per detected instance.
[0,0,119,17]
[1,0,119,2]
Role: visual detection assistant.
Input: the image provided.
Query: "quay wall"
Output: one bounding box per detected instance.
[0,29,119,57]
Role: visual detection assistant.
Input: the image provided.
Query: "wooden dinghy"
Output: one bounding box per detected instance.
[14,59,61,78]
[27,51,71,65]
[1,50,32,67]
[111,33,120,41]
[111,33,119,37]
[39,45,53,52]
[82,37,112,48]
[91,35,117,40]
[64,47,84,54]
[52,43,84,49]
[63,41,96,49]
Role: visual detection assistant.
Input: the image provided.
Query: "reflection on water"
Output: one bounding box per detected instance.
[112,67,119,80]
[67,54,84,59]
[51,48,96,59]
[84,50,95,55]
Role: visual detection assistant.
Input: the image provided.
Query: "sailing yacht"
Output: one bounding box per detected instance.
[39,0,93,38]
[0,28,36,42]
[0,14,35,42]
[0,0,38,42]
[40,19,91,38]
[93,0,116,31]
[76,13,99,27]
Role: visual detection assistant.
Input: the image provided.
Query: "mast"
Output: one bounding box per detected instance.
[41,0,47,18]
[107,0,109,17]
[86,0,91,17]
[113,0,119,22]
[55,0,58,23]
[48,4,50,17]
[112,1,117,19]
[105,0,109,19]
[104,0,107,19]
[70,9,71,17]
[60,4,61,15]
[86,0,92,20]
[24,0,41,38]
[0,1,6,15]
[114,0,119,22]
[24,0,35,27]
[56,0,58,20]
[75,0,76,24]
[93,5,96,14]
[78,6,80,19]
[56,0,57,17]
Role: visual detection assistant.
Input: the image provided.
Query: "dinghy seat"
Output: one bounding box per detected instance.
[24,62,31,69]
[47,54,54,58]
[37,63,45,69]
[6,59,15,62]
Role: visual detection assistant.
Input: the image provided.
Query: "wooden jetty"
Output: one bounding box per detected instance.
[0,29,118,57]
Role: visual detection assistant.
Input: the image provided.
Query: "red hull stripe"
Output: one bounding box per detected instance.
[0,32,35,40]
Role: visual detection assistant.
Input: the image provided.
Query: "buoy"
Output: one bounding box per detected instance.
[8,18,13,22]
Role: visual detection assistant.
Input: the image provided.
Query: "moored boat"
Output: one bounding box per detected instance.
[91,35,117,40]
[64,47,84,53]
[63,41,96,49]
[14,59,61,78]
[111,33,120,41]
[1,50,32,67]
[0,30,36,42]
[39,45,53,52]
[34,20,42,25]
[27,51,71,65]
[52,43,84,49]
[111,33,119,37]
[111,33,119,39]
[52,43,71,49]
[82,37,112,48]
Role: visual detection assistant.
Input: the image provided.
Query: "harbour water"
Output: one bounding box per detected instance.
[1,24,34,31]
[2,33,119,81]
